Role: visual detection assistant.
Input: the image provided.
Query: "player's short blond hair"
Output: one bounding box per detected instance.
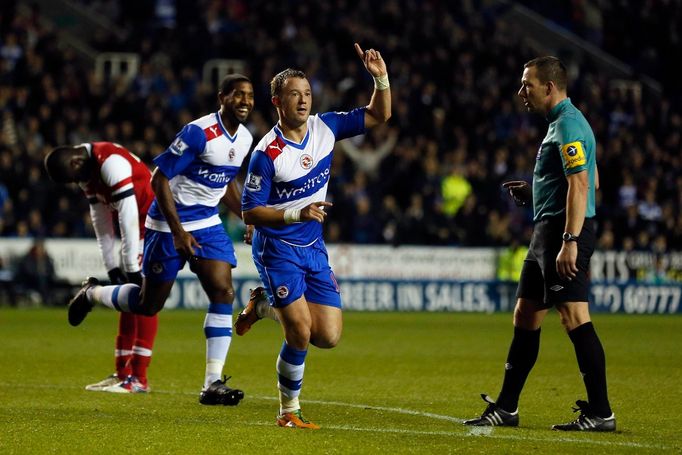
[270,68,306,97]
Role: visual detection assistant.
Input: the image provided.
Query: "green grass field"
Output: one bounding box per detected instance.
[1,307,681,454]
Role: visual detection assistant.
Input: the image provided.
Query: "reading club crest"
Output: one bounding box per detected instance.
[276,285,289,299]
[228,148,236,161]
[300,154,313,170]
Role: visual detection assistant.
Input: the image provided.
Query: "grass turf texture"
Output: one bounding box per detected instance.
[0,308,680,454]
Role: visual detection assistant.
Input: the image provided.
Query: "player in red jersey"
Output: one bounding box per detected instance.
[44,142,159,393]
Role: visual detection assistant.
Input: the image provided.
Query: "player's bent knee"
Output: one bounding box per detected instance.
[557,304,590,331]
[206,286,235,304]
[137,294,166,316]
[311,333,341,349]
[284,323,312,347]
[513,299,544,330]
[137,303,162,317]
[513,306,534,328]
[310,325,342,349]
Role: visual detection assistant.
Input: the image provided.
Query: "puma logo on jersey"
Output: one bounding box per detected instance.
[265,137,287,160]
[203,124,224,140]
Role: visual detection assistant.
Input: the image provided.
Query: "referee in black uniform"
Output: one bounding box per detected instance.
[464,56,615,432]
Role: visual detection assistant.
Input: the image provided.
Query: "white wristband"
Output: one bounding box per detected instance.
[283,208,301,224]
[373,74,390,90]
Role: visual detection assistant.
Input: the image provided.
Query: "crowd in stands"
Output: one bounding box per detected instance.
[0,0,680,256]
[518,0,682,98]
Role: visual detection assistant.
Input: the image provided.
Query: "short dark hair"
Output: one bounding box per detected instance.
[524,56,568,91]
[219,73,251,95]
[44,146,75,183]
[270,68,307,97]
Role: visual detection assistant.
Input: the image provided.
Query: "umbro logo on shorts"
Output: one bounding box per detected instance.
[550,285,564,292]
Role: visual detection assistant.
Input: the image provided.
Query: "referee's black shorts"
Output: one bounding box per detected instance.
[516,216,596,308]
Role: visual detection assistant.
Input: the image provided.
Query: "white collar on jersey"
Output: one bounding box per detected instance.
[78,142,93,157]
[215,112,238,142]
[274,125,310,150]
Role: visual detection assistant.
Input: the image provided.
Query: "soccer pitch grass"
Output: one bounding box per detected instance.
[1,308,680,454]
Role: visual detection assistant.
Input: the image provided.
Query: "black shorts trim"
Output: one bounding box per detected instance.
[516,217,595,307]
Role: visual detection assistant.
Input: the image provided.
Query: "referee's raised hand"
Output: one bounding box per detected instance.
[502,180,532,206]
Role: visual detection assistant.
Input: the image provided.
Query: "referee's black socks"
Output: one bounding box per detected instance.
[568,322,613,418]
[497,326,541,413]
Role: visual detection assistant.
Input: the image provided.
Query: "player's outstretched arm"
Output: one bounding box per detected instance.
[355,43,391,129]
[243,201,333,227]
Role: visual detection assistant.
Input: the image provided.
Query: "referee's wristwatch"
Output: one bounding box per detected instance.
[562,232,579,242]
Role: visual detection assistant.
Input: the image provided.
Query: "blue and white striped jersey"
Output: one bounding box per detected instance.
[242,108,365,246]
[146,112,253,232]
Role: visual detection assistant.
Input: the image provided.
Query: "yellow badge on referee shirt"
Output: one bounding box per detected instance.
[561,141,586,169]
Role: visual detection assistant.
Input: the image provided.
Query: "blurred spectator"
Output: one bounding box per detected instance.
[638,187,663,225]
[12,238,67,305]
[496,238,529,282]
[0,256,15,306]
[519,0,682,97]
[0,181,9,232]
[352,195,380,244]
[617,172,637,209]
[0,0,678,266]
[441,164,472,218]
[597,221,616,250]
[486,210,512,247]
[453,193,488,246]
[337,126,397,180]
[644,254,672,285]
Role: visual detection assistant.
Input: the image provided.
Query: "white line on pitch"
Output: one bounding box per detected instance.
[224,420,669,450]
[4,382,672,450]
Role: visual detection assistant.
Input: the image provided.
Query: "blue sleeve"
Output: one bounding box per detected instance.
[319,108,366,141]
[153,124,206,179]
[241,150,275,211]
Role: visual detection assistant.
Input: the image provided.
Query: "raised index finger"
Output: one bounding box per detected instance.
[354,43,365,59]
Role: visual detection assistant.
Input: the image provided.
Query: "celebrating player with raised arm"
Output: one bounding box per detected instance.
[240,43,391,429]
[67,75,255,405]
[44,142,158,393]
